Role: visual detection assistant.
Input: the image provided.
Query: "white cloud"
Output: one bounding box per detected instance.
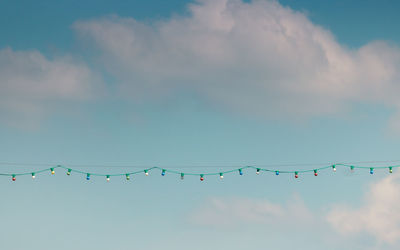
[73,0,400,123]
[0,48,101,127]
[327,172,400,244]
[189,194,315,228]
[190,188,400,249]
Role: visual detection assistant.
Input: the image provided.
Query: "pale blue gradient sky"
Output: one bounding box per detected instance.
[1,0,400,249]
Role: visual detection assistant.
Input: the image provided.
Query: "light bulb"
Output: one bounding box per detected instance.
[314,170,318,176]
[256,168,260,175]
[200,174,204,181]
[239,169,243,175]
[67,169,71,175]
[144,170,149,176]
[181,173,184,180]
[389,167,393,173]
[161,170,166,176]
[370,168,374,175]
[332,165,336,172]
[32,173,36,179]
[106,175,110,182]
[86,173,90,180]
[12,175,16,181]
[295,172,299,179]
[350,166,355,173]
[126,174,130,180]
[50,168,55,175]
[219,173,224,179]
[275,171,279,176]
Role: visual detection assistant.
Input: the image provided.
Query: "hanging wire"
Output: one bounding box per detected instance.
[0,161,399,178]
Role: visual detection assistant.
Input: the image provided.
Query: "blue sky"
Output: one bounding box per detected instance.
[1,0,400,249]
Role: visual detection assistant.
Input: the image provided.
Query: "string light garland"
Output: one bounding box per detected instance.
[0,162,398,182]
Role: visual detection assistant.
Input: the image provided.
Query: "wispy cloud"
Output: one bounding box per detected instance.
[188,194,315,228]
[0,48,101,127]
[189,173,400,248]
[74,0,400,125]
[327,172,400,244]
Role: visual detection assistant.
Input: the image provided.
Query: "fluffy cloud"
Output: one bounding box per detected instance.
[73,0,400,121]
[0,48,100,127]
[190,183,400,248]
[327,172,400,244]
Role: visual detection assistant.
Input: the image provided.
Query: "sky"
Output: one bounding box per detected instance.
[1,0,400,249]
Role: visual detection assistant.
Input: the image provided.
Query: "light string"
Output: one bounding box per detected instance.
[1,159,400,168]
[0,163,398,181]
